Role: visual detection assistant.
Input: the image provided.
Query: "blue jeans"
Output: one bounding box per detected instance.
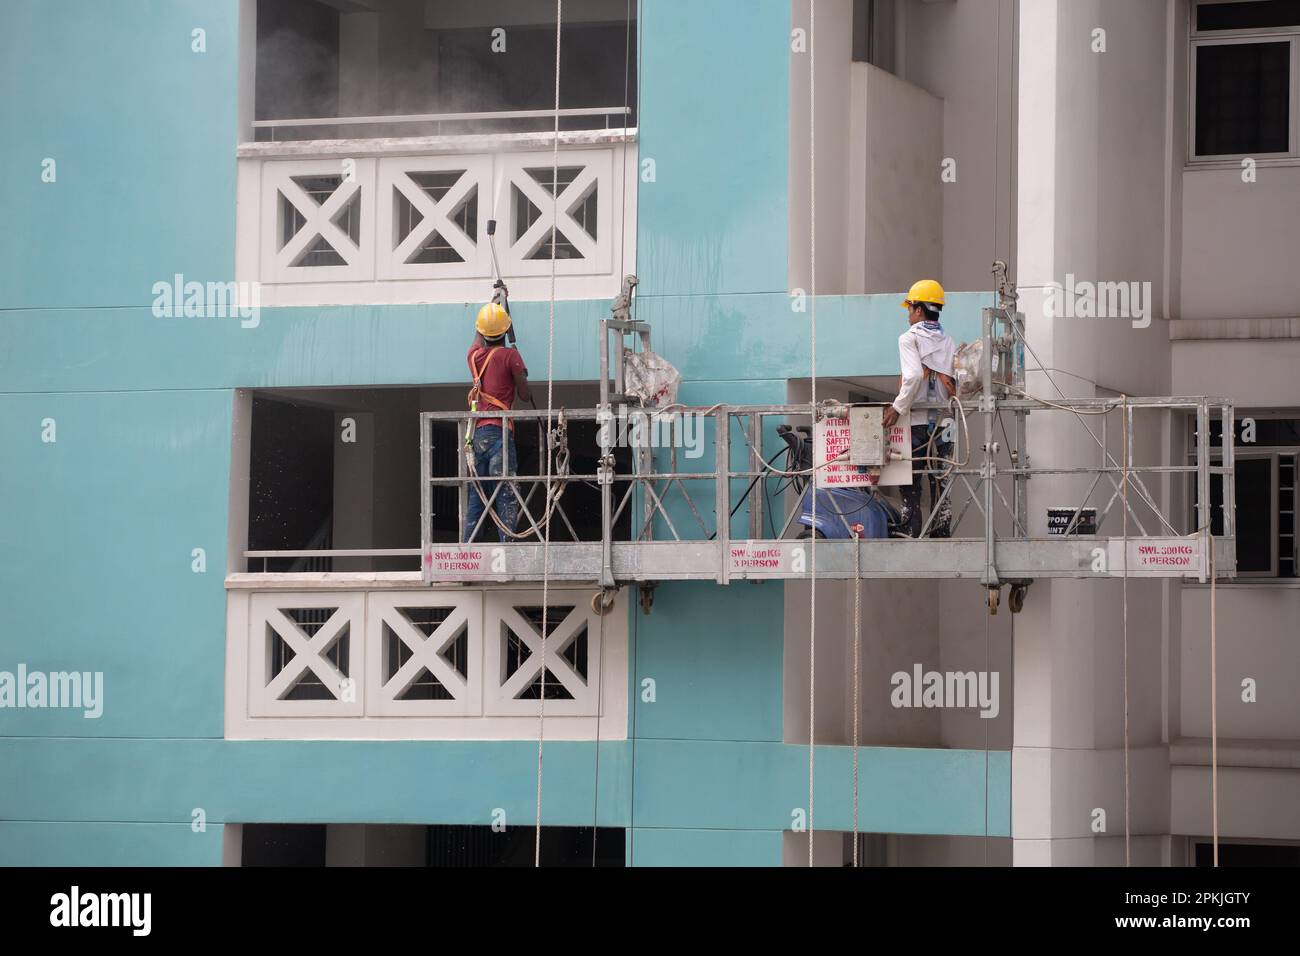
[465,425,520,542]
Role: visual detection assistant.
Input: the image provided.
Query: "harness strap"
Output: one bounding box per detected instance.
[468,347,515,430]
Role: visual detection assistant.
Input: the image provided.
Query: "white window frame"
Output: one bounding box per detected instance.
[1189,0,1300,164]
[1191,411,1300,579]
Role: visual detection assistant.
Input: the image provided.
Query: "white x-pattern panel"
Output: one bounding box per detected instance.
[365,592,483,717]
[237,589,613,731]
[249,592,365,717]
[260,158,376,283]
[375,155,493,280]
[483,591,602,717]
[495,148,614,278]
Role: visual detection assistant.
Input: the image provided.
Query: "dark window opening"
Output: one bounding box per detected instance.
[1195,41,1290,155]
[426,824,623,867]
[1195,417,1299,578]
[240,823,624,866]
[1195,841,1300,866]
[249,396,336,572]
[255,0,340,124]
[241,824,328,867]
[1198,0,1300,32]
[252,0,637,141]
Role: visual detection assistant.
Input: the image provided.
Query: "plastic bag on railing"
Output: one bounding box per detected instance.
[623,349,681,408]
[954,339,1011,397]
[954,340,984,397]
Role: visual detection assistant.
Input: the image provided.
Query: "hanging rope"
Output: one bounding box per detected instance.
[534,0,563,869]
[806,0,818,868]
[1210,524,1218,866]
[590,588,612,866]
[1121,396,1131,867]
[852,529,861,865]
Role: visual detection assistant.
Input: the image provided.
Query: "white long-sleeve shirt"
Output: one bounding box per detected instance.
[892,324,956,427]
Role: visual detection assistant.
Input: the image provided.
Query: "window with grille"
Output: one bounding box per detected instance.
[1191,414,1300,577]
[1191,1,1300,160]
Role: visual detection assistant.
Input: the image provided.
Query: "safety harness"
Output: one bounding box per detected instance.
[467,346,515,433]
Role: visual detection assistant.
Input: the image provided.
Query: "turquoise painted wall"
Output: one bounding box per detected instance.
[0,0,1006,867]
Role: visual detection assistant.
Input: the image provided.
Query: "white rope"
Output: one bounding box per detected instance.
[1121,396,1130,867]
[852,530,861,866]
[590,588,611,866]
[1210,528,1218,866]
[534,0,563,869]
[806,0,818,868]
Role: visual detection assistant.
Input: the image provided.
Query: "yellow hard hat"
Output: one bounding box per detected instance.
[902,279,945,308]
[476,302,512,338]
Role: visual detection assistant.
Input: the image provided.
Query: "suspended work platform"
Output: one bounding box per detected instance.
[417,289,1238,598]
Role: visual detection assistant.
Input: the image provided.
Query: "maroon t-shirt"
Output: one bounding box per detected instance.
[467,345,527,430]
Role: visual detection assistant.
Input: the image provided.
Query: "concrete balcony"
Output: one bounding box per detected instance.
[224,582,628,741]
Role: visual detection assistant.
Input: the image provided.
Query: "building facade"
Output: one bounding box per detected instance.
[0,0,1296,866]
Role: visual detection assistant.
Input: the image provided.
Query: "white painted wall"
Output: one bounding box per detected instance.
[790,0,854,295]
[901,0,1017,292]
[848,63,943,295]
[1012,0,1178,867]
[1179,586,1300,740]
[790,0,1015,296]
[1172,339,1300,406]
[1180,168,1300,322]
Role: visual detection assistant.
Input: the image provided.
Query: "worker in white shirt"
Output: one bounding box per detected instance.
[881,279,957,538]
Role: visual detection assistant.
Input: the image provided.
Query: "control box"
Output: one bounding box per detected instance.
[848,406,885,466]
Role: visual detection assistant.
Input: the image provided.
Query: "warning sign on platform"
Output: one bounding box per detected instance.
[728,541,788,574]
[815,418,911,488]
[424,546,502,578]
[1108,538,1204,577]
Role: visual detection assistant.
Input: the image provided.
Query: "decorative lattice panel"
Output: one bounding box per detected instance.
[375,155,493,280]
[260,159,376,283]
[483,592,603,717]
[248,593,365,717]
[365,593,483,716]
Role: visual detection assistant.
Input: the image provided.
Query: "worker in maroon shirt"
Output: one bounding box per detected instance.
[465,302,531,542]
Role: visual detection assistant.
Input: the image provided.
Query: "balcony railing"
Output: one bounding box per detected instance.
[235,116,637,306]
[224,584,627,740]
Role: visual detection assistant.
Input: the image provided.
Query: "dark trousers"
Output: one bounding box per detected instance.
[899,423,954,538]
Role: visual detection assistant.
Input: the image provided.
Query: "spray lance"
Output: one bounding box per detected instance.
[464,219,542,476]
[485,217,535,409]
